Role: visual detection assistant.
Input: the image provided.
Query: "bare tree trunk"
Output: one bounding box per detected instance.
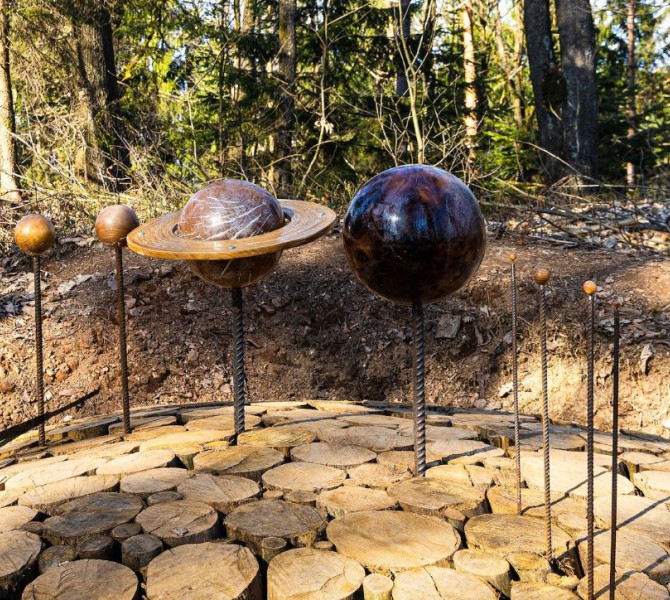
[523,0,565,182]
[396,0,411,97]
[276,0,296,196]
[625,0,636,188]
[70,0,129,190]
[492,0,523,129]
[462,0,478,157]
[0,0,20,204]
[555,0,598,181]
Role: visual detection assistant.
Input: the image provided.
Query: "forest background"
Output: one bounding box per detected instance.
[0,0,668,248]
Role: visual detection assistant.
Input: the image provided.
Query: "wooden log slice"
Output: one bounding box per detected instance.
[388,477,487,518]
[262,409,340,427]
[0,489,23,509]
[135,500,219,547]
[45,417,118,443]
[631,470,670,500]
[21,559,139,600]
[139,429,228,452]
[177,474,260,513]
[20,521,44,536]
[19,476,119,515]
[108,416,177,435]
[224,499,326,554]
[185,413,261,433]
[0,530,41,598]
[347,463,411,489]
[320,426,413,453]
[264,490,284,500]
[317,486,396,518]
[427,440,505,465]
[63,440,141,460]
[486,486,586,521]
[4,457,108,491]
[96,450,176,478]
[120,468,190,499]
[284,419,349,439]
[42,492,143,546]
[506,552,551,583]
[453,549,511,597]
[376,451,426,473]
[126,426,186,442]
[38,545,77,574]
[578,527,670,584]
[465,514,576,568]
[180,406,233,423]
[426,464,495,490]
[326,511,460,574]
[290,443,376,471]
[594,494,670,546]
[576,565,670,600]
[77,535,114,560]
[285,491,317,506]
[262,463,346,494]
[267,548,365,600]
[619,451,670,475]
[306,401,381,415]
[238,426,316,457]
[0,505,37,534]
[147,491,182,506]
[425,426,478,442]
[392,566,498,600]
[193,446,285,482]
[336,415,410,429]
[111,522,142,543]
[587,431,668,455]
[121,534,163,575]
[363,573,392,600]
[511,583,578,599]
[145,542,262,600]
[1,455,69,486]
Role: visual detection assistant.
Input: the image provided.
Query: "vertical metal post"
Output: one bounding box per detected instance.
[584,281,597,600]
[510,254,522,515]
[33,255,46,446]
[231,287,246,440]
[609,299,621,600]
[115,245,131,435]
[535,268,552,560]
[412,300,426,477]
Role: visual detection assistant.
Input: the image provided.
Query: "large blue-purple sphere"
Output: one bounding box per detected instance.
[343,165,486,304]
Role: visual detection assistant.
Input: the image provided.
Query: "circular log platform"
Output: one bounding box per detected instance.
[224,499,326,554]
[135,500,219,547]
[21,559,139,600]
[96,450,176,478]
[262,462,346,494]
[19,475,119,515]
[176,474,260,512]
[392,566,497,600]
[0,505,38,534]
[576,564,670,600]
[120,468,190,499]
[290,442,376,471]
[42,492,143,545]
[238,426,317,457]
[145,542,262,600]
[193,446,285,482]
[389,477,486,518]
[38,545,77,574]
[453,549,511,597]
[326,511,460,574]
[267,548,365,600]
[316,486,396,518]
[594,494,670,546]
[346,463,411,489]
[0,530,41,598]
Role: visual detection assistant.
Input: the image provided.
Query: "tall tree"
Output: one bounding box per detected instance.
[276,0,296,195]
[625,0,637,187]
[555,0,599,180]
[396,0,411,97]
[462,0,478,157]
[0,0,20,204]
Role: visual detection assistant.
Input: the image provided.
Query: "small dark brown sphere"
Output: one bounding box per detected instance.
[95,205,140,246]
[613,297,623,309]
[583,280,597,296]
[178,180,284,288]
[533,268,550,286]
[342,165,486,305]
[14,214,55,256]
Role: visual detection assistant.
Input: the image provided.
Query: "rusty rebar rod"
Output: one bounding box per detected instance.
[534,268,552,560]
[584,280,597,600]
[412,300,427,477]
[609,298,622,600]
[33,256,46,446]
[115,245,131,435]
[510,254,521,515]
[231,287,246,440]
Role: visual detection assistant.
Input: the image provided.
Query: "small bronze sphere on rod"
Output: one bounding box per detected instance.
[95,205,140,247]
[533,268,550,286]
[14,214,56,256]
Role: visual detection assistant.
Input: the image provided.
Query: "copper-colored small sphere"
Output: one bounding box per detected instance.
[509,253,517,262]
[613,297,623,309]
[95,205,140,246]
[14,214,56,256]
[533,268,550,286]
[583,280,597,296]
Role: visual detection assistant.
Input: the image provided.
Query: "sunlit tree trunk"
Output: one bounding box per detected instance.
[0,0,20,204]
[276,0,296,196]
[462,0,478,157]
[492,0,523,128]
[626,0,636,188]
[396,0,411,97]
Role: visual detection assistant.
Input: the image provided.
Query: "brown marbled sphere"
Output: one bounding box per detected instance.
[14,214,56,256]
[533,268,550,286]
[342,165,486,305]
[95,205,140,246]
[177,180,284,288]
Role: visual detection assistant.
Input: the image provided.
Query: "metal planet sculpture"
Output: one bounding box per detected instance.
[342,164,486,475]
[127,180,337,441]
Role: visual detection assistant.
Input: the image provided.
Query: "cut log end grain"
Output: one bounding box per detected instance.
[345,463,411,489]
[122,534,163,575]
[511,582,579,599]
[19,476,119,515]
[238,427,317,457]
[392,566,498,600]
[388,477,487,518]
[262,462,346,494]
[120,468,190,499]
[0,530,41,597]
[77,535,114,560]
[316,486,396,518]
[176,474,260,513]
[37,545,77,574]
[362,573,393,600]
[96,450,176,478]
[290,442,376,471]
[453,549,511,597]
[0,505,38,534]
[135,500,220,548]
[193,446,285,483]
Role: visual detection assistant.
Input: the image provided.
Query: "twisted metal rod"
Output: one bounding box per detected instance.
[33,256,45,446]
[586,291,596,600]
[511,256,521,514]
[115,245,131,435]
[231,287,246,440]
[538,281,552,559]
[412,300,426,477]
[609,301,621,600]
